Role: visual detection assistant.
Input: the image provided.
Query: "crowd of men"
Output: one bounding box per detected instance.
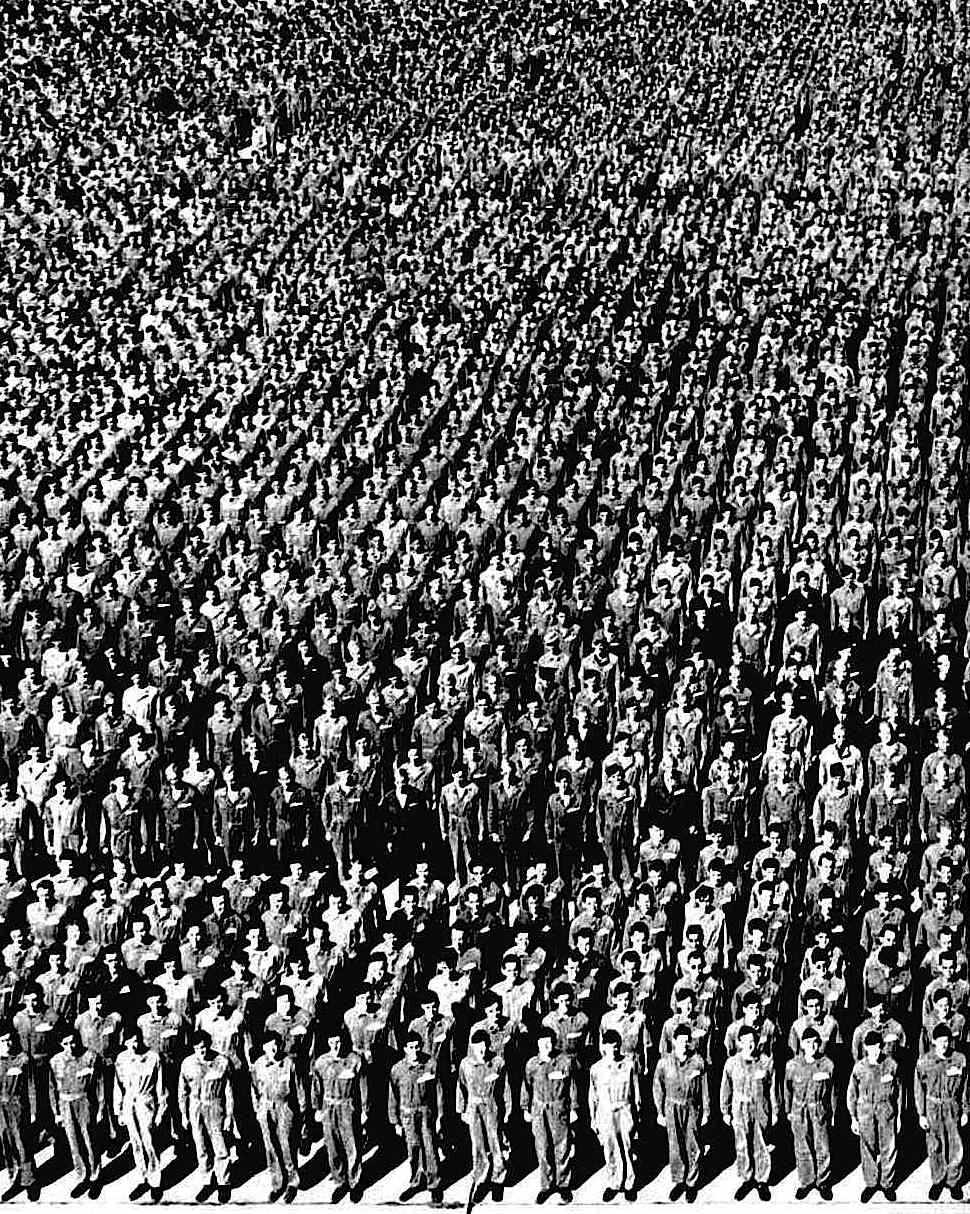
[4,0,970,1204]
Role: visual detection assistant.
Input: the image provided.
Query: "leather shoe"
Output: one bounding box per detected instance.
[734,1183,752,1202]
[349,1189,362,1204]
[883,1190,896,1203]
[151,1189,164,1204]
[537,1192,553,1205]
[71,1182,89,1200]
[431,1190,443,1208]
[88,1180,103,1200]
[399,1185,424,1202]
[331,1186,348,1205]
[218,1188,231,1204]
[558,1192,572,1205]
[818,1186,832,1201]
[2,1185,22,1203]
[951,1188,963,1201]
[757,1184,771,1201]
[269,1189,285,1204]
[795,1187,812,1201]
[473,1185,491,1205]
[860,1189,876,1204]
[284,1188,298,1205]
[624,1190,636,1202]
[195,1183,215,1203]
[603,1189,618,1203]
[669,1185,685,1201]
[929,1184,945,1201]
[491,1184,504,1203]
[26,1187,40,1204]
[685,1189,697,1204]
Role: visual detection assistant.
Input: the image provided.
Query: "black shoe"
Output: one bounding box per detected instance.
[559,1192,573,1205]
[70,1182,89,1200]
[951,1187,963,1201]
[685,1189,697,1205]
[757,1184,771,1201]
[269,1189,285,1204]
[431,1190,444,1208]
[537,1192,553,1206]
[883,1190,896,1203]
[284,1187,298,1204]
[491,1184,504,1202]
[331,1185,348,1204]
[734,1183,752,1202]
[795,1188,812,1201]
[1,1184,22,1203]
[196,1183,216,1203]
[929,1184,945,1201]
[151,1189,163,1204]
[624,1190,636,1202]
[818,1186,832,1202]
[603,1190,617,1203]
[349,1189,362,1204]
[473,1185,491,1205]
[860,1189,876,1204]
[88,1180,103,1200]
[26,1187,40,1204]
[670,1185,685,1202]
[218,1188,231,1204]
[400,1185,424,1202]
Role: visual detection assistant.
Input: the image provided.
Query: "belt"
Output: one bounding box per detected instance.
[60,1092,88,1103]
[322,1097,353,1106]
[927,1096,959,1105]
[399,1105,432,1114]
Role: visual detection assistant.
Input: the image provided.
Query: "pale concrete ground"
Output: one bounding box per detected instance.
[17,1132,960,1209]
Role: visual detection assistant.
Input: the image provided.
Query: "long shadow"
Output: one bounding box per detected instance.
[100,1144,137,1188]
[571,1127,604,1190]
[162,1137,203,1190]
[296,1141,332,1190]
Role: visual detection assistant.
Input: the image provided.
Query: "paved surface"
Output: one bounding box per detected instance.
[19,1132,959,1209]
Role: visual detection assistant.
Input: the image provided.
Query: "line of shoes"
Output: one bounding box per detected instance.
[927,1183,963,1202]
[399,1181,444,1206]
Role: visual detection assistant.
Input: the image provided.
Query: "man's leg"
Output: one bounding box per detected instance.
[752,1117,770,1185]
[616,1108,636,1192]
[62,1104,87,1178]
[533,1111,553,1191]
[274,1107,299,1189]
[191,1104,215,1180]
[858,1116,879,1189]
[484,1111,507,1185]
[202,1106,231,1187]
[667,1113,686,1185]
[733,1116,753,1182]
[877,1114,897,1190]
[943,1116,963,1188]
[419,1111,442,1191]
[683,1110,702,1190]
[925,1121,945,1185]
[551,1110,571,1191]
[322,1112,348,1188]
[258,1111,284,1192]
[812,1113,831,1187]
[336,1107,360,1191]
[469,1111,490,1186]
[792,1117,813,1187]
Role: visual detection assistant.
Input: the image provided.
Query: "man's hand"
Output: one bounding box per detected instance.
[850,1120,859,1136]
[657,1114,666,1128]
[919,1115,929,1130]
[395,1124,404,1137]
[523,1111,531,1123]
[724,1114,732,1127]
